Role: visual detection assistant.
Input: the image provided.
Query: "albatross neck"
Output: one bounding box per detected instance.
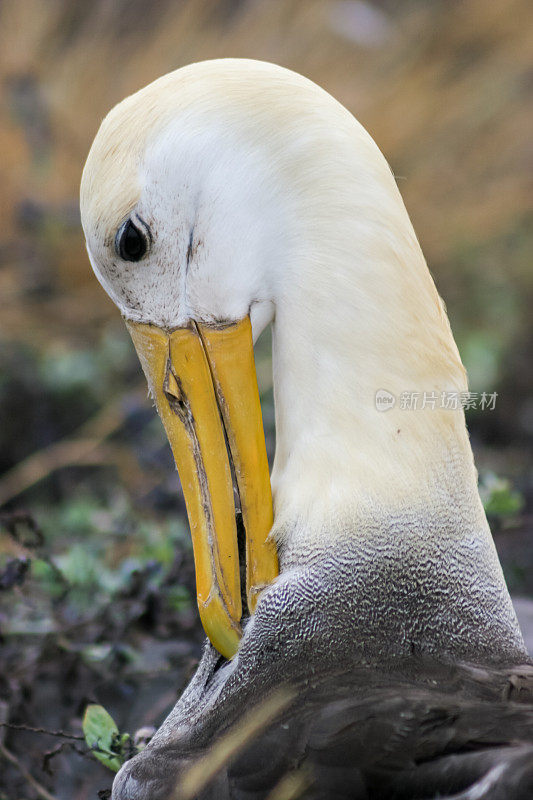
[268,236,482,558]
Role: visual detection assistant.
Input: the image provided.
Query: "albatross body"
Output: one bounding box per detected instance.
[80,59,530,799]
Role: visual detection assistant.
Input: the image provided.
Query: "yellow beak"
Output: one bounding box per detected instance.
[125,316,278,659]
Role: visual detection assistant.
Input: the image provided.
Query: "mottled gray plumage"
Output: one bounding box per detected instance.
[113,645,533,800]
[113,534,531,800]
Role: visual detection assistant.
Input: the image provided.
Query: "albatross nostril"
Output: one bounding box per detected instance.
[165,392,187,414]
[163,365,182,400]
[163,364,189,417]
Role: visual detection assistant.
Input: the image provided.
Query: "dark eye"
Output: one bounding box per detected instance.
[117,219,148,262]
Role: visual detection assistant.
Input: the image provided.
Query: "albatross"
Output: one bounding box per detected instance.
[80,59,533,799]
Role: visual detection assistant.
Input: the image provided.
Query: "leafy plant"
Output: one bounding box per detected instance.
[83,705,132,773]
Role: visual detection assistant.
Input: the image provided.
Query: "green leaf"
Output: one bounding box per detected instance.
[479,472,524,520]
[484,486,524,518]
[83,704,123,772]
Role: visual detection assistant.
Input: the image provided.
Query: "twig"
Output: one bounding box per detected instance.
[0,741,59,800]
[266,769,312,800]
[176,689,294,800]
[42,741,92,775]
[0,722,85,741]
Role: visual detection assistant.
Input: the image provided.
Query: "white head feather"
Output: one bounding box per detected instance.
[81,59,478,556]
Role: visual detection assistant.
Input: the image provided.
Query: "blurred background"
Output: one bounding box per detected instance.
[0,0,532,797]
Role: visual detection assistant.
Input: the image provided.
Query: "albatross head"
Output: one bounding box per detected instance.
[81,58,472,660]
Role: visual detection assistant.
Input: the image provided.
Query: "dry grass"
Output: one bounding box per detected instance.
[0,0,531,348]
